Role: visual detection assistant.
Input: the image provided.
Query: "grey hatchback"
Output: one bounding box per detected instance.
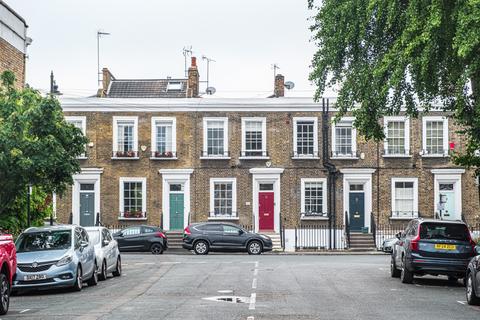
[391,219,476,284]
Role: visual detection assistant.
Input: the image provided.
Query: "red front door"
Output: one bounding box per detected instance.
[259,192,274,231]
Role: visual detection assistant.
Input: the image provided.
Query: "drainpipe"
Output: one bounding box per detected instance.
[322,98,337,250]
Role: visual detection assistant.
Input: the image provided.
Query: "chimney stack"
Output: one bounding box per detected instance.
[274,74,285,97]
[187,57,199,98]
[97,67,115,97]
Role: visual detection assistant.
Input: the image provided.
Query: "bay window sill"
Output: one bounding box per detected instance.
[331,156,359,160]
[208,216,239,220]
[239,156,270,160]
[382,154,412,158]
[200,156,231,160]
[118,217,148,221]
[150,157,178,160]
[421,154,449,158]
[112,157,140,160]
[292,156,320,160]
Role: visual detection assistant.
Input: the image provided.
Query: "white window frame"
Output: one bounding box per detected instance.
[300,178,328,220]
[150,117,177,160]
[112,116,139,159]
[422,116,449,157]
[240,117,268,159]
[331,117,357,159]
[390,177,418,219]
[201,117,230,159]
[292,117,319,159]
[209,177,237,220]
[383,116,410,157]
[119,177,147,220]
[65,116,87,159]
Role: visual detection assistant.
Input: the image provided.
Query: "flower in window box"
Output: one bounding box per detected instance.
[164,151,173,157]
[116,151,125,157]
[127,150,135,157]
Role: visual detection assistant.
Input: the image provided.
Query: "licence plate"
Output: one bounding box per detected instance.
[434,244,456,250]
[24,274,47,281]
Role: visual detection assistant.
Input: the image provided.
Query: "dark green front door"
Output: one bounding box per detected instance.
[349,192,365,232]
[170,193,184,230]
[80,192,95,226]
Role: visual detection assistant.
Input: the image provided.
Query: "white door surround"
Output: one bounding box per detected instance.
[340,168,375,232]
[159,169,193,231]
[431,169,464,220]
[72,168,103,225]
[250,168,284,233]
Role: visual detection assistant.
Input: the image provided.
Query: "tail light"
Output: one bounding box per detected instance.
[184,226,191,235]
[156,232,167,239]
[466,227,476,254]
[410,235,420,251]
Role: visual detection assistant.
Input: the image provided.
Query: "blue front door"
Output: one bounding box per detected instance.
[349,192,365,232]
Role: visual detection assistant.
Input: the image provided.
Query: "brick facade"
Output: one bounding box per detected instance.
[0,36,25,89]
[56,101,480,232]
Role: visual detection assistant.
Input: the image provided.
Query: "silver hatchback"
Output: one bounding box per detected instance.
[85,227,121,280]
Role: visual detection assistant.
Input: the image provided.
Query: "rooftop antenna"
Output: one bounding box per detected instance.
[272,63,280,79]
[183,46,193,77]
[97,30,110,87]
[202,55,216,93]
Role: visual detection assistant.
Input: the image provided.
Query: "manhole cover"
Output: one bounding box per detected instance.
[203,296,250,304]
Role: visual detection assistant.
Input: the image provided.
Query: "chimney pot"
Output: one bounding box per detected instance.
[191,56,197,67]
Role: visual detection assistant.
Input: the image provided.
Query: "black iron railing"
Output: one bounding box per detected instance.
[292,151,319,158]
[240,150,269,157]
[200,150,230,158]
[112,150,139,158]
[345,211,351,248]
[151,151,177,159]
[295,224,346,250]
[371,212,377,248]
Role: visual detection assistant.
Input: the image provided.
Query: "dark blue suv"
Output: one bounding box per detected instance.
[391,219,476,284]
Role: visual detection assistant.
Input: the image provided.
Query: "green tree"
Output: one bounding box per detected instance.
[0,71,87,228]
[308,0,480,173]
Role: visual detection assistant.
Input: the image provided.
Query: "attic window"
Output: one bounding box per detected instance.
[167,81,182,91]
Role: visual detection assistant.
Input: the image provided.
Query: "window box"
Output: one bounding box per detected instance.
[382,149,411,158]
[151,151,177,160]
[300,212,329,220]
[239,150,270,160]
[390,211,419,220]
[420,149,449,158]
[112,150,139,159]
[119,211,147,220]
[208,212,239,220]
[292,151,320,159]
[331,150,359,159]
[200,151,231,159]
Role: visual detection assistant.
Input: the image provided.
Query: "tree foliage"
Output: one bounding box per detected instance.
[0,71,87,225]
[308,0,480,173]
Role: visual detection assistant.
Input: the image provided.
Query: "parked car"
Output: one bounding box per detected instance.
[13,225,97,293]
[466,245,480,305]
[85,227,121,280]
[390,219,476,284]
[0,233,16,315]
[112,225,167,254]
[381,237,397,253]
[182,222,273,255]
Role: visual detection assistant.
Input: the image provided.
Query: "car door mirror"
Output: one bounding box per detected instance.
[475,245,480,256]
[238,229,244,235]
[395,232,402,240]
[80,241,89,248]
[116,232,123,237]
[102,239,110,247]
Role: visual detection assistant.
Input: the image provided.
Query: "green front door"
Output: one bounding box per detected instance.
[170,193,184,230]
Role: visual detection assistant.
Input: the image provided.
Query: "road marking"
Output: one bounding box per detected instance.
[249,293,256,310]
[253,268,258,276]
[252,278,257,289]
[247,317,254,320]
[457,301,467,305]
[255,261,259,268]
[218,290,233,294]
[19,309,30,314]
[134,262,155,265]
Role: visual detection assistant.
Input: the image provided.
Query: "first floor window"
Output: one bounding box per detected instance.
[386,121,406,154]
[120,178,146,218]
[301,179,326,216]
[65,116,86,157]
[243,119,265,156]
[204,118,228,157]
[296,121,315,155]
[335,126,352,155]
[392,178,418,217]
[210,178,236,217]
[113,117,138,157]
[117,121,134,152]
[425,121,444,154]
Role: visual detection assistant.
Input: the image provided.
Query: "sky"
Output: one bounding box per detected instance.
[12,0,324,98]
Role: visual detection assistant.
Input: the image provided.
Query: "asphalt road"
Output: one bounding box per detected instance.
[3,253,480,320]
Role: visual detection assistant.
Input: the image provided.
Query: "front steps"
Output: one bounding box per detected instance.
[348,232,376,251]
[263,232,283,251]
[166,231,184,249]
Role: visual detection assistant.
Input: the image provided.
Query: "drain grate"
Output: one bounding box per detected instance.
[203,296,250,304]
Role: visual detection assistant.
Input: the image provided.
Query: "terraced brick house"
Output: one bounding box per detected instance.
[0,0,31,89]
[56,57,480,250]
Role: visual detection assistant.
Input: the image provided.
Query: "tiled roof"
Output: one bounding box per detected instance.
[107,79,187,98]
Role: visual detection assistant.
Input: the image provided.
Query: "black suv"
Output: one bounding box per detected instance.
[182,222,273,255]
[391,219,476,284]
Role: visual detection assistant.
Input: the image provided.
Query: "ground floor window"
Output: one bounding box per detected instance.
[120,177,147,219]
[391,178,418,218]
[210,178,237,218]
[301,178,327,217]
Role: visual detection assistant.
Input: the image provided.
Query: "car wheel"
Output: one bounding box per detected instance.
[194,240,209,255]
[247,240,262,255]
[112,257,122,277]
[87,263,98,286]
[400,258,413,284]
[390,256,401,278]
[0,273,10,315]
[150,243,164,255]
[72,266,83,291]
[466,272,480,305]
[99,260,107,281]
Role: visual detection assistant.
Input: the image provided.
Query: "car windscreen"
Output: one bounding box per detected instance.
[419,223,470,242]
[87,230,100,245]
[16,230,72,252]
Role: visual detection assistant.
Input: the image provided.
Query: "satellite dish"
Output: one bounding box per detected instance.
[284,81,295,90]
[206,87,216,95]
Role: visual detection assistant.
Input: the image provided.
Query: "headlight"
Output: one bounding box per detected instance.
[56,255,73,267]
[260,234,270,240]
